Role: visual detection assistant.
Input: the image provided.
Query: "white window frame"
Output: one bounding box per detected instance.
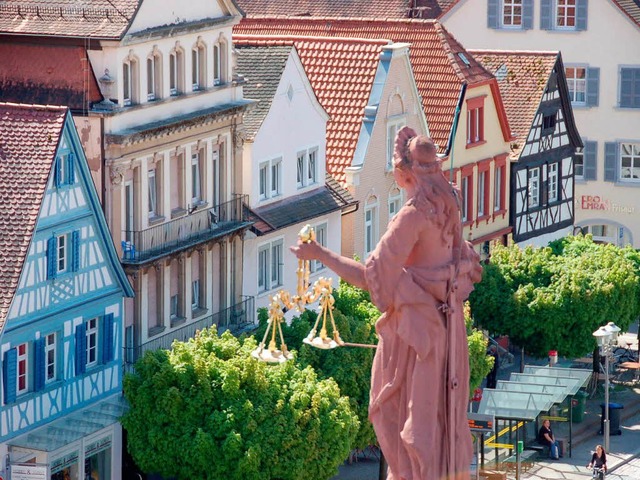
[213,43,221,86]
[548,163,559,203]
[123,61,132,106]
[191,152,202,204]
[307,149,317,185]
[620,142,640,182]
[565,65,587,105]
[555,0,577,30]
[364,202,379,257]
[192,46,205,91]
[56,233,68,274]
[147,56,156,101]
[296,152,305,188]
[257,239,284,293]
[170,294,179,319]
[477,170,486,217]
[467,107,482,144]
[528,167,540,208]
[296,148,319,188]
[461,176,469,222]
[502,0,523,28]
[148,169,158,217]
[387,117,406,170]
[191,279,200,310]
[45,333,56,383]
[574,149,584,179]
[258,158,282,200]
[17,342,29,395]
[310,223,327,273]
[494,165,503,211]
[259,162,268,200]
[86,318,98,368]
[388,187,402,223]
[169,52,178,96]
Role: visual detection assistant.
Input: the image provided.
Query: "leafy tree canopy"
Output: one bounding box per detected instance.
[469,235,640,358]
[122,328,358,480]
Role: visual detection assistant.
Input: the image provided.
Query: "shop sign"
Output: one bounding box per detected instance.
[84,436,111,457]
[580,195,635,214]
[50,451,79,474]
[10,465,47,480]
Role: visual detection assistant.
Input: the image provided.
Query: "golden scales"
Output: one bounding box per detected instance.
[251,225,375,363]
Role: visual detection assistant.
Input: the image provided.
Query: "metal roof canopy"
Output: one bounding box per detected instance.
[477,389,556,421]
[495,380,568,405]
[509,372,583,396]
[522,365,592,393]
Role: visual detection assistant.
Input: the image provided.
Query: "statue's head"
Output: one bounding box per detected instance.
[393,126,438,173]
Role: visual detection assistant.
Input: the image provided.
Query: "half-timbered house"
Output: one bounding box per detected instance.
[472,50,582,245]
[0,103,134,479]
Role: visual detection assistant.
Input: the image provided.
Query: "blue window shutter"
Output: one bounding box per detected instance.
[72,230,80,272]
[54,157,62,187]
[487,0,499,29]
[586,67,599,107]
[67,153,75,184]
[540,0,552,30]
[101,313,115,364]
[576,0,588,31]
[3,349,17,404]
[46,236,57,280]
[75,323,87,375]
[619,68,638,108]
[523,0,534,30]
[583,141,597,181]
[604,142,618,182]
[34,337,45,391]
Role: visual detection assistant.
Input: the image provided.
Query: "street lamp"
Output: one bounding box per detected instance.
[592,322,620,452]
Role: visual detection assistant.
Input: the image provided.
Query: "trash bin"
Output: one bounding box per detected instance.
[599,403,624,435]
[571,390,588,423]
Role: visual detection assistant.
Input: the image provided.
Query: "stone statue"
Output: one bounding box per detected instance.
[290,126,483,479]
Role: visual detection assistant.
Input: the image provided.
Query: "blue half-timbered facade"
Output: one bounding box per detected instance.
[0,103,133,480]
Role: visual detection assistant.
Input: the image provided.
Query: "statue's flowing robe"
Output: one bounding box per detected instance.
[365,199,480,480]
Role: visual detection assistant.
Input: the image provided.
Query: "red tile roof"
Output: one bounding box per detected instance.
[235,17,494,152]
[0,43,102,112]
[0,1,138,39]
[0,102,67,334]
[470,50,559,158]
[611,0,640,29]
[234,35,387,183]
[234,0,459,19]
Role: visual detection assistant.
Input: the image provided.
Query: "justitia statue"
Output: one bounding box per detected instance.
[291,126,483,480]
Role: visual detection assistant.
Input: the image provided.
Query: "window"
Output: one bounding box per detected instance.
[146,51,162,101]
[556,0,576,28]
[47,231,79,279]
[86,318,98,368]
[547,163,559,203]
[192,44,206,91]
[540,0,586,31]
[503,0,523,27]
[461,175,470,222]
[192,279,200,310]
[387,119,406,169]
[122,57,138,106]
[148,169,158,217]
[542,113,557,136]
[213,44,221,86]
[257,240,284,293]
[574,148,584,179]
[477,168,489,218]
[191,152,202,204]
[466,97,485,146]
[258,158,282,200]
[296,149,319,188]
[170,294,179,318]
[297,152,305,188]
[620,67,640,108]
[388,187,402,222]
[620,143,640,181]
[45,333,56,383]
[566,67,586,104]
[310,223,327,273]
[57,234,67,273]
[54,148,75,187]
[17,343,29,395]
[528,167,540,208]
[494,165,504,211]
[364,201,379,256]
[169,48,184,96]
[308,150,317,185]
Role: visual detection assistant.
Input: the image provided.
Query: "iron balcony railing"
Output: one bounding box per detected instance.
[121,194,250,263]
[123,296,255,372]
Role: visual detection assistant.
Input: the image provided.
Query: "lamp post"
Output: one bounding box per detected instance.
[592,322,620,452]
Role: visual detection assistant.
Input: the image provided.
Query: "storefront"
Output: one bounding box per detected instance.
[2,395,126,480]
[575,194,635,247]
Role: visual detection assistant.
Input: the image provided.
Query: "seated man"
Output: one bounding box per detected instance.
[537,419,561,459]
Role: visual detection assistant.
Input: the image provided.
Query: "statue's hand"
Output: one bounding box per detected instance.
[290,239,323,261]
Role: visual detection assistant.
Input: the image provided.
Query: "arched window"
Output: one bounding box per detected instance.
[192,39,207,91]
[170,44,185,96]
[122,52,139,106]
[146,47,163,101]
[364,195,379,257]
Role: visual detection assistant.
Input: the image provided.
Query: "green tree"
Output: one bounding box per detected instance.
[469,235,640,359]
[464,303,494,395]
[122,328,358,480]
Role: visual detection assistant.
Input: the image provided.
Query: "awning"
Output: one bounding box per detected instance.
[8,394,127,452]
[495,380,568,404]
[477,389,555,421]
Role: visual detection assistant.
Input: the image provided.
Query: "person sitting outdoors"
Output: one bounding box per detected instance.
[587,444,607,479]
[537,419,561,459]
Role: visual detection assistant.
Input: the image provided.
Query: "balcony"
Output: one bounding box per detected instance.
[121,195,251,264]
[123,296,256,372]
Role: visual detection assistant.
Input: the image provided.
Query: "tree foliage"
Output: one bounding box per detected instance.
[469,235,640,358]
[122,328,358,480]
[464,303,494,394]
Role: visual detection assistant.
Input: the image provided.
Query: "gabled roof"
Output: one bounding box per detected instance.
[0,43,102,112]
[235,44,293,140]
[611,0,640,29]
[235,17,494,152]
[0,1,138,39]
[234,0,458,19]
[234,34,389,183]
[0,102,66,334]
[471,50,559,158]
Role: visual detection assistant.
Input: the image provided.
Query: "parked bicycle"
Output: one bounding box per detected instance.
[612,342,639,365]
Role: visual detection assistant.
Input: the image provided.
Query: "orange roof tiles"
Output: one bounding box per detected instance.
[0,1,137,39]
[234,35,387,183]
[0,43,102,111]
[470,50,558,158]
[235,17,494,151]
[0,102,67,334]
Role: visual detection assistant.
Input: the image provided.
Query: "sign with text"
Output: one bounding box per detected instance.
[580,195,635,214]
[10,465,47,480]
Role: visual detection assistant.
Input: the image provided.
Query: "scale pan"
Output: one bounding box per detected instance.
[251,347,292,363]
[303,336,340,350]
